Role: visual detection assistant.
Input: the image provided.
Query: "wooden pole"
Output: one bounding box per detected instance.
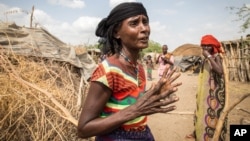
[30,5,34,28]
[212,51,250,140]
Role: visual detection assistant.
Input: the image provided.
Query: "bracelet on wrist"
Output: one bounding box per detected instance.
[207,55,212,58]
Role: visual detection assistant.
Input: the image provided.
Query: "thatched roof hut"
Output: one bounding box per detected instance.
[0,22,96,80]
[172,43,201,57]
[0,22,96,140]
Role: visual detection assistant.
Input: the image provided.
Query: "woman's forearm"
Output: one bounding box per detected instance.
[77,104,139,138]
[208,56,223,75]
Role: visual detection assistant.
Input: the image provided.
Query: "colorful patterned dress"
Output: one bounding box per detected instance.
[194,56,227,141]
[91,55,155,141]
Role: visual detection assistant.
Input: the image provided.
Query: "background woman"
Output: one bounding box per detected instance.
[187,34,227,141]
[156,45,174,78]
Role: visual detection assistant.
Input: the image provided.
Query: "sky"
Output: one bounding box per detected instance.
[0,0,249,51]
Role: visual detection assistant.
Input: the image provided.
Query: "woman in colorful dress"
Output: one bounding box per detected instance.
[77,2,182,141]
[187,34,227,141]
[156,45,174,78]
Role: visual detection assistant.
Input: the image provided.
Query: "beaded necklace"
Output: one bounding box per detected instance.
[120,51,139,76]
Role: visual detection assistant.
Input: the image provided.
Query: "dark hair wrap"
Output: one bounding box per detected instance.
[95,2,148,55]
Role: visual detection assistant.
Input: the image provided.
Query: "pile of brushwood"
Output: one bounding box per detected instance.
[0,52,92,141]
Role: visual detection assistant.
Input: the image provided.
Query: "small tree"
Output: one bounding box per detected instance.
[228,4,250,32]
[143,40,162,53]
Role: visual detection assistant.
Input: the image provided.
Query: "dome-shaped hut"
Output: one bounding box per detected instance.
[172,43,202,57]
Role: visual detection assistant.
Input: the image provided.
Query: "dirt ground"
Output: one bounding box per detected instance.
[145,69,250,141]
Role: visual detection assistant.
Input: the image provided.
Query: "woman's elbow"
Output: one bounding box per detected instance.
[218,68,224,75]
[77,124,89,138]
[213,67,223,75]
[216,69,224,76]
[77,127,84,138]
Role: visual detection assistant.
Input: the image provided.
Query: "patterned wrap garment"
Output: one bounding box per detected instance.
[194,55,227,141]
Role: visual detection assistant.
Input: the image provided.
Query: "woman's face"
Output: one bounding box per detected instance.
[201,44,213,53]
[116,14,150,50]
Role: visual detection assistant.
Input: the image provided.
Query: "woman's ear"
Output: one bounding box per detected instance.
[114,33,120,39]
[113,30,120,39]
[113,23,121,39]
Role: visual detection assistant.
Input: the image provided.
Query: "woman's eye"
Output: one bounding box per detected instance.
[143,20,149,25]
[129,21,138,26]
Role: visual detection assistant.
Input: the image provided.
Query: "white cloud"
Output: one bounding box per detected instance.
[0,3,98,45]
[45,16,101,45]
[150,21,169,35]
[149,21,200,51]
[39,20,99,45]
[109,0,136,8]
[149,21,172,47]
[0,3,8,10]
[0,4,58,28]
[33,9,60,26]
[73,16,100,32]
[1,6,30,26]
[1,1,248,50]
[47,0,85,8]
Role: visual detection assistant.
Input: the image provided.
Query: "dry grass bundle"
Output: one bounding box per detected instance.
[172,43,202,57]
[0,51,91,141]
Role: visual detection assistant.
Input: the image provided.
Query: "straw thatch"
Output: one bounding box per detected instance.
[172,43,202,57]
[0,22,96,141]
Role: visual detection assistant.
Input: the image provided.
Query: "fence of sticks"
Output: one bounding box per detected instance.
[221,37,250,82]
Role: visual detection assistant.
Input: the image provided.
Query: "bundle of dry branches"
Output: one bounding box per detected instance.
[0,51,91,141]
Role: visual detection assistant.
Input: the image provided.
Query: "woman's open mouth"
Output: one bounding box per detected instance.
[139,37,149,43]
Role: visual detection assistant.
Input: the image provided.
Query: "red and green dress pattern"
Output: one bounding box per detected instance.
[91,57,147,130]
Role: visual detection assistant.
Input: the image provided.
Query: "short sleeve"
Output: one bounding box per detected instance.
[91,61,113,89]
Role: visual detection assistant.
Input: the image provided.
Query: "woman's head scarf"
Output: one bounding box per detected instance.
[201,34,223,54]
[95,2,148,37]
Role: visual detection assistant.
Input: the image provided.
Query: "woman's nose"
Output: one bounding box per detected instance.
[140,23,150,33]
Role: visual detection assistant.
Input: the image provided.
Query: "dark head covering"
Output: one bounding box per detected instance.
[96,2,148,37]
[95,2,148,54]
[201,34,223,55]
